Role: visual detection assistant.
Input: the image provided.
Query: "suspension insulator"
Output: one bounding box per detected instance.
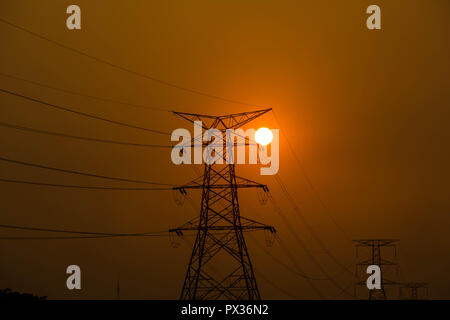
[169,231,181,248]
[172,189,186,206]
[257,187,268,205]
[264,228,275,247]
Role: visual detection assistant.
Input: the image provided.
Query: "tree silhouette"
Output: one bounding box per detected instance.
[0,288,47,300]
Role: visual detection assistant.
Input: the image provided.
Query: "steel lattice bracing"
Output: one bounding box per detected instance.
[354,239,399,300]
[173,109,272,133]
[170,110,274,300]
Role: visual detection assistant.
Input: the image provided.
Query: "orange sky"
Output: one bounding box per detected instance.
[0,0,449,299]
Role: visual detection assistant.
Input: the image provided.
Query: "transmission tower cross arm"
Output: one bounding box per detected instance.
[355,278,400,286]
[169,215,276,235]
[401,282,428,288]
[173,183,268,191]
[353,239,399,247]
[173,168,269,192]
[172,108,272,131]
[356,258,398,266]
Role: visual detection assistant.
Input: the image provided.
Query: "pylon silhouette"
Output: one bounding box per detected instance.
[354,239,399,300]
[170,109,275,300]
[399,282,428,300]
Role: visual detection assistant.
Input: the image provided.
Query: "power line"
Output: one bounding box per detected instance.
[273,175,357,281]
[0,121,173,148]
[253,267,300,299]
[253,231,353,282]
[274,174,355,273]
[0,235,167,240]
[249,233,325,281]
[0,120,233,150]
[0,223,167,236]
[0,88,169,135]
[247,233,324,299]
[0,156,175,186]
[253,234,355,299]
[0,17,263,108]
[275,236,355,281]
[0,223,170,240]
[0,72,172,112]
[0,178,173,190]
[267,195,327,298]
[271,109,351,238]
[268,191,354,298]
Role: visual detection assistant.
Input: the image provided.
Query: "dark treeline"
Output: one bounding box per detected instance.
[0,288,47,300]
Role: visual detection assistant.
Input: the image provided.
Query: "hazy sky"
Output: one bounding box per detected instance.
[0,0,449,299]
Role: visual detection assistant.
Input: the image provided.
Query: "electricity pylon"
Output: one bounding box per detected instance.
[399,282,428,300]
[116,279,120,300]
[170,109,275,300]
[353,239,399,300]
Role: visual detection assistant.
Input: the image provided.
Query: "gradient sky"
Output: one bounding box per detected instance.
[0,0,449,299]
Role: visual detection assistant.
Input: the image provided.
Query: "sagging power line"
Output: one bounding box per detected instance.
[271,109,351,239]
[0,17,264,108]
[0,223,167,237]
[0,72,173,112]
[0,88,169,135]
[0,121,174,148]
[0,156,175,186]
[267,192,351,298]
[0,223,170,240]
[0,178,173,191]
[274,174,356,281]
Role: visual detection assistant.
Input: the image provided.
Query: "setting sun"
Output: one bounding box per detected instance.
[255,127,273,146]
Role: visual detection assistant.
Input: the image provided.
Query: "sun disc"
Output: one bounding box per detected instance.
[255,127,273,146]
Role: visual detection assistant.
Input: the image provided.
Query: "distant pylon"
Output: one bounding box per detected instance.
[116,278,120,300]
[170,109,275,300]
[399,282,428,300]
[353,239,399,300]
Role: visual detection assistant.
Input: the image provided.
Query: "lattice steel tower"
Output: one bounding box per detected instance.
[170,109,275,300]
[354,239,399,300]
[399,282,428,300]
